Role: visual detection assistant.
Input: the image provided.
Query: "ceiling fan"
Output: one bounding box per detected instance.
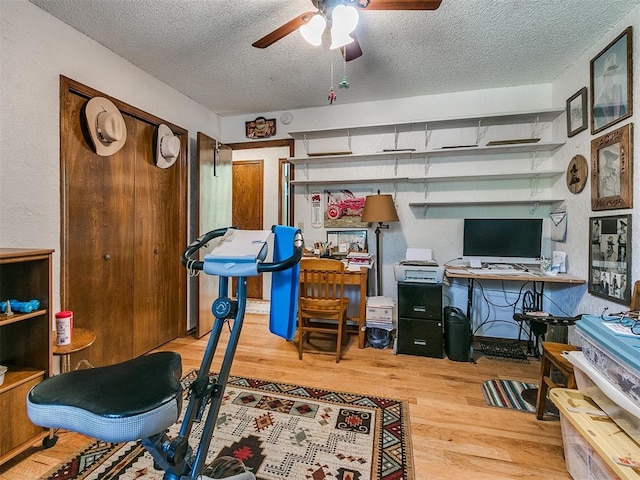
[252,0,442,62]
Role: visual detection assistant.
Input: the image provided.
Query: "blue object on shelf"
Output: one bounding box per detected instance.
[1,299,41,313]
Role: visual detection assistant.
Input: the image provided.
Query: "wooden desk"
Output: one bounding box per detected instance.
[344,267,368,349]
[446,268,584,312]
[445,268,585,356]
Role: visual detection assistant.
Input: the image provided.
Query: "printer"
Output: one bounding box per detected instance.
[393,248,444,284]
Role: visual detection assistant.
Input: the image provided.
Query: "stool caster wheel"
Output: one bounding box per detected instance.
[42,434,58,449]
[202,456,247,478]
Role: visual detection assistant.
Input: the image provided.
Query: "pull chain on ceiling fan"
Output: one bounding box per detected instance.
[252,0,442,62]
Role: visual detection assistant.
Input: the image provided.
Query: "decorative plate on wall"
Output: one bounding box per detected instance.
[566,154,588,194]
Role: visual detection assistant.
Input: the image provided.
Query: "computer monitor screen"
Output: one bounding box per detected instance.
[463,218,543,264]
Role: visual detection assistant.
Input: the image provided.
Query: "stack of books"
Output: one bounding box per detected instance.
[346,252,373,271]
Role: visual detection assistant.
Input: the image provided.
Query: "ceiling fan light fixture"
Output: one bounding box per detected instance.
[329,5,359,49]
[300,13,326,46]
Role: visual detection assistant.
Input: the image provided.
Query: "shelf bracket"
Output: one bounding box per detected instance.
[423,205,429,218]
[303,135,310,155]
[394,157,399,176]
[529,202,539,215]
[424,124,431,150]
[394,126,399,150]
[347,130,352,151]
[529,177,543,197]
[475,120,489,145]
[529,151,542,170]
[423,155,430,175]
[423,183,429,199]
[393,182,399,200]
[530,116,547,139]
[302,163,309,179]
[304,185,310,202]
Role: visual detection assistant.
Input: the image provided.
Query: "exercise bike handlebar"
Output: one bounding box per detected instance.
[181,226,304,274]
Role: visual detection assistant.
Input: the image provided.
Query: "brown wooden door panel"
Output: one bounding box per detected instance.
[132,121,181,355]
[61,77,187,367]
[65,93,135,366]
[232,160,263,299]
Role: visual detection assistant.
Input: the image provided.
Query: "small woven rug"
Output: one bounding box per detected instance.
[481,379,538,413]
[40,372,413,480]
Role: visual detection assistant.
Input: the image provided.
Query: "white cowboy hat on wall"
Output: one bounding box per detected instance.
[84,97,127,156]
[155,124,180,169]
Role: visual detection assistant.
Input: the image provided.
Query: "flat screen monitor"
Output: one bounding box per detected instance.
[463,218,543,265]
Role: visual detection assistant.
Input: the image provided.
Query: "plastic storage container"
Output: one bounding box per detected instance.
[565,351,640,445]
[444,306,471,362]
[550,388,639,480]
[575,315,640,409]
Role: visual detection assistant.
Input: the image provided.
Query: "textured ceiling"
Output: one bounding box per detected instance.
[29,0,640,116]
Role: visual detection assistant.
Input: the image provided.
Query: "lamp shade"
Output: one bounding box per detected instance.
[361,194,399,223]
[300,13,326,46]
[330,4,359,49]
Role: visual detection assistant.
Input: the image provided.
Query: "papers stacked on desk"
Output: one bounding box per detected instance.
[365,296,396,331]
[347,252,373,271]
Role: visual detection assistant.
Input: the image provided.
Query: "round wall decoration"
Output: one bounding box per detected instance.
[566,154,588,194]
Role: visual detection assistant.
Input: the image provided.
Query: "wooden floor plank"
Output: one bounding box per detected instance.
[0,312,570,479]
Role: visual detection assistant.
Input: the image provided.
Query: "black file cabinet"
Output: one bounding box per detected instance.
[397,282,443,358]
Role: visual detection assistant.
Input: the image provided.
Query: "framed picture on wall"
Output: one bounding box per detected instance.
[326,230,368,254]
[591,123,633,211]
[566,87,588,137]
[590,27,633,134]
[589,214,631,304]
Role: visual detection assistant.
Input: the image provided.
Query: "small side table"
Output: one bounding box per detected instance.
[535,341,578,420]
[52,328,96,373]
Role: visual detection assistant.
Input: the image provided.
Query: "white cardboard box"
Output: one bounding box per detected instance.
[366,296,395,322]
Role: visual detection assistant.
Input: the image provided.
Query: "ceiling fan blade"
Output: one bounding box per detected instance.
[359,0,442,10]
[341,34,363,62]
[252,11,315,48]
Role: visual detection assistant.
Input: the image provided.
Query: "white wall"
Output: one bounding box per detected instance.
[550,7,640,329]
[220,5,640,340]
[0,0,221,314]
[3,0,638,341]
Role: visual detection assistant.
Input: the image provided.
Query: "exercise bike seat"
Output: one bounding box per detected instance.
[27,351,183,443]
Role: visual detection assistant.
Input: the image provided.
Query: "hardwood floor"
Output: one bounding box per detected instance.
[0,313,571,479]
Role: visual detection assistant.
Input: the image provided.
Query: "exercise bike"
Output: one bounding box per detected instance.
[27,226,303,480]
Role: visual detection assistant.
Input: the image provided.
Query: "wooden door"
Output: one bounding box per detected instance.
[63,92,135,365]
[61,77,187,367]
[132,121,184,356]
[196,133,232,337]
[232,160,263,299]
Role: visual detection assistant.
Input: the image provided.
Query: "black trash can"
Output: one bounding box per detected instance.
[444,306,471,362]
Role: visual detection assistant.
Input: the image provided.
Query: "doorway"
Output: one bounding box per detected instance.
[232,160,264,299]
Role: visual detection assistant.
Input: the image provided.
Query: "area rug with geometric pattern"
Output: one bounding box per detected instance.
[40,371,413,480]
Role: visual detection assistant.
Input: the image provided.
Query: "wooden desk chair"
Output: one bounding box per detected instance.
[297,258,350,363]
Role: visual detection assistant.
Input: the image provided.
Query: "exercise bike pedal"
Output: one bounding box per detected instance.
[200,456,255,480]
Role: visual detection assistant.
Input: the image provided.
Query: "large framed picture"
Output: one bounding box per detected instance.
[566,87,587,137]
[589,214,631,304]
[590,27,633,134]
[591,123,633,211]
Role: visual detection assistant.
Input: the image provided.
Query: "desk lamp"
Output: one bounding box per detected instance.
[361,192,399,296]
